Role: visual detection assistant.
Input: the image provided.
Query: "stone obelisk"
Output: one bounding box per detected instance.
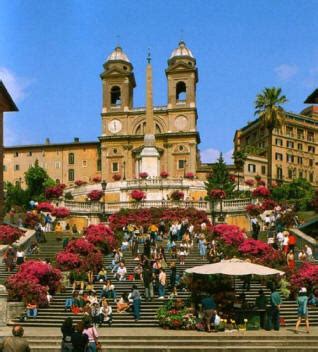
[140,53,160,177]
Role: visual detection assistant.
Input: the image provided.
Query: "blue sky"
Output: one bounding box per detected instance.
[1,0,318,163]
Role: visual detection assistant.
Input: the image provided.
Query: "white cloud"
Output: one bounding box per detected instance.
[201,148,233,164]
[0,67,32,102]
[274,64,298,81]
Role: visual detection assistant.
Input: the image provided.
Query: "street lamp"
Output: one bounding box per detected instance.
[101,180,107,222]
[123,161,126,180]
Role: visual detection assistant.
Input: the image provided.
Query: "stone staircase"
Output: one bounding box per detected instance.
[2,232,318,329]
[12,333,318,351]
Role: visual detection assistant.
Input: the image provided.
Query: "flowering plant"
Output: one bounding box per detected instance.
[131,189,146,201]
[92,175,102,183]
[210,189,226,199]
[257,179,266,186]
[252,186,270,198]
[112,174,121,181]
[56,238,103,272]
[24,211,41,229]
[75,180,87,187]
[245,204,262,216]
[255,175,261,181]
[229,175,236,183]
[0,225,24,245]
[108,207,211,233]
[238,239,271,256]
[245,179,255,187]
[66,238,96,256]
[5,260,61,306]
[37,202,54,213]
[261,199,277,211]
[87,190,103,201]
[45,184,64,199]
[84,224,117,253]
[139,172,148,179]
[170,190,185,201]
[51,207,70,218]
[160,171,169,178]
[157,300,197,330]
[213,224,245,246]
[185,172,195,180]
[56,252,82,270]
[290,263,318,291]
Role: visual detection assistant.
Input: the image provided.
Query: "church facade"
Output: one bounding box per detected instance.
[99,42,200,182]
[3,42,209,187]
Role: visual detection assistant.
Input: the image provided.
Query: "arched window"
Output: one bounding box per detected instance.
[111,86,121,105]
[176,81,186,101]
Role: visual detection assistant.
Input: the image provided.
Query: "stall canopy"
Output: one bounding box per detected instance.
[185,259,284,276]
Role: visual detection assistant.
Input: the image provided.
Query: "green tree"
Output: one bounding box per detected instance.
[233,150,247,192]
[254,87,287,187]
[24,160,50,199]
[271,178,314,210]
[205,153,235,197]
[4,182,30,212]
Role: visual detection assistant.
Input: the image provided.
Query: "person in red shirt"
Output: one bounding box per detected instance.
[288,233,297,252]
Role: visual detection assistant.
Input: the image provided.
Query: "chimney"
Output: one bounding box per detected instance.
[74,137,80,143]
[45,138,50,145]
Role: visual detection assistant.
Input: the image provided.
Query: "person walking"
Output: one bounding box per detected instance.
[295,287,310,334]
[61,317,75,352]
[131,284,141,322]
[158,268,166,299]
[71,321,88,352]
[269,285,281,331]
[143,264,154,301]
[169,262,177,289]
[82,318,99,352]
[0,325,31,352]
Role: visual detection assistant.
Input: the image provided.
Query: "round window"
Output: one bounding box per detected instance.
[179,145,184,151]
[113,148,118,154]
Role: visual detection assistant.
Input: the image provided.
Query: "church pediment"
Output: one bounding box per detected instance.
[166,62,196,73]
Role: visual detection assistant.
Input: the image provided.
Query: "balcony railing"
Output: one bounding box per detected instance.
[64,198,252,215]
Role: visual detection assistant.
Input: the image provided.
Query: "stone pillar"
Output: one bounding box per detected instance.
[0,285,8,326]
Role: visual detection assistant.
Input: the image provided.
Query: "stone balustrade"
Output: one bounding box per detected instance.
[65,198,251,215]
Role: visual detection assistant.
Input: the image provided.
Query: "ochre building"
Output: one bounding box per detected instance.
[234,91,318,186]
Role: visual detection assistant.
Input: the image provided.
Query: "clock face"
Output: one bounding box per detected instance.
[175,115,188,131]
[108,119,122,134]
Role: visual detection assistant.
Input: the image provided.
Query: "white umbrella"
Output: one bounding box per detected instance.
[185,258,284,276]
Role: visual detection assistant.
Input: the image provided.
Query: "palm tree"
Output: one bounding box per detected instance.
[255,87,287,187]
[233,150,247,192]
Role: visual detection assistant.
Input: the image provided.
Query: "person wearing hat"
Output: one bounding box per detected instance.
[295,287,310,334]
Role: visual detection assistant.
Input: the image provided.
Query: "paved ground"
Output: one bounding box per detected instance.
[0,326,317,337]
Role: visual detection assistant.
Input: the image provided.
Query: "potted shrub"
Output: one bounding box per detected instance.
[87,190,103,201]
[112,174,121,181]
[75,180,87,187]
[185,172,195,180]
[245,179,255,187]
[160,171,169,179]
[252,186,270,198]
[131,189,146,202]
[139,172,148,179]
[170,190,184,201]
[92,176,102,183]
[209,189,226,199]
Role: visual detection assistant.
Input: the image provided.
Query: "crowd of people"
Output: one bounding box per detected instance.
[250,206,314,270]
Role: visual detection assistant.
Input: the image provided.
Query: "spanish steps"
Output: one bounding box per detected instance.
[1,231,318,329]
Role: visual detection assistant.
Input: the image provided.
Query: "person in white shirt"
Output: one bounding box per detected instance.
[158,269,166,299]
[115,262,127,281]
[276,232,284,249]
[305,245,313,260]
